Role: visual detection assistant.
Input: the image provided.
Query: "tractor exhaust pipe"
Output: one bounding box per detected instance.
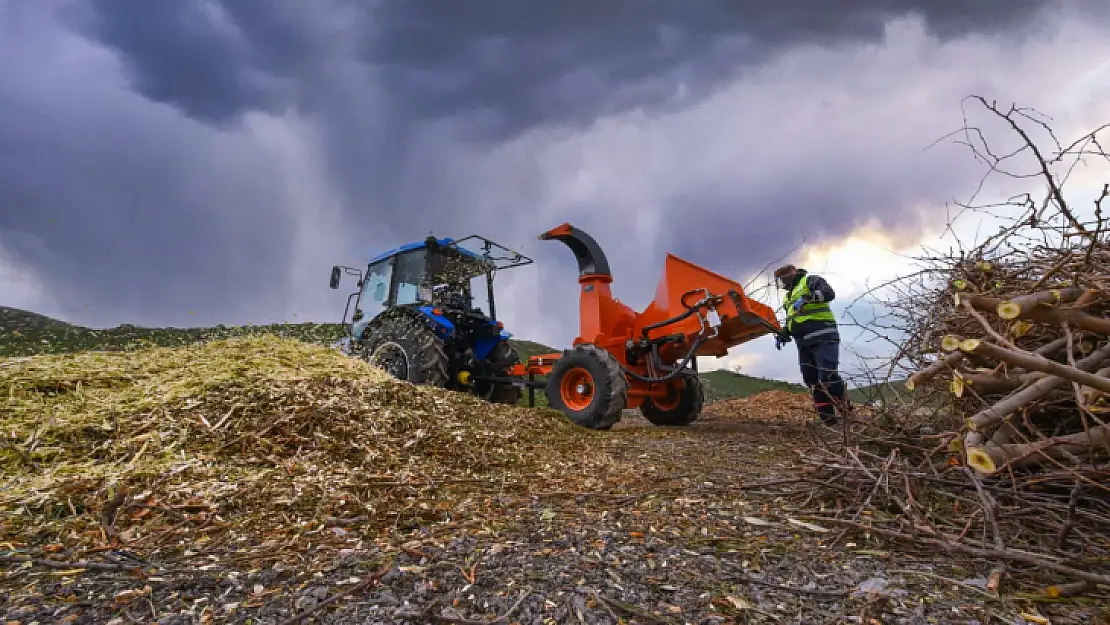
[538,223,612,278]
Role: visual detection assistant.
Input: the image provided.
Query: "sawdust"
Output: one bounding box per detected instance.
[704,389,873,424]
[0,336,615,568]
[703,390,815,422]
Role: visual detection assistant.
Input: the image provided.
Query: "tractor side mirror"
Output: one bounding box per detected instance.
[329,266,341,289]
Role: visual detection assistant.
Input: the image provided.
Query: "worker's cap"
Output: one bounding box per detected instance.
[773,264,797,279]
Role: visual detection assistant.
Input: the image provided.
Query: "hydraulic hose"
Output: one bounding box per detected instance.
[616,333,708,383]
[617,289,716,384]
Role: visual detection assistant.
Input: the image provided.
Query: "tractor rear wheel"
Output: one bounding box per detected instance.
[545,344,628,430]
[639,374,704,426]
[486,341,524,405]
[359,313,450,388]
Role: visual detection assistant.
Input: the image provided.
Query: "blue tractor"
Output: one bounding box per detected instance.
[329,234,534,404]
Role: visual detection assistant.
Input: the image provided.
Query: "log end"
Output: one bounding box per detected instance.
[958,338,981,352]
[941,335,963,352]
[904,379,916,391]
[997,301,1021,320]
[1010,320,1033,338]
[950,375,965,397]
[966,446,998,474]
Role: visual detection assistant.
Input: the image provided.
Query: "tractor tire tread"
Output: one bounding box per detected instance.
[360,311,450,389]
[546,343,628,430]
[487,341,523,405]
[640,374,704,426]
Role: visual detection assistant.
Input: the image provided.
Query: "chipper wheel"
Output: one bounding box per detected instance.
[358,312,450,388]
[545,344,628,430]
[485,341,524,405]
[639,374,705,427]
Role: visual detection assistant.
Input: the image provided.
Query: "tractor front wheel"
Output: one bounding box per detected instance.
[639,374,704,426]
[545,344,628,430]
[359,313,450,388]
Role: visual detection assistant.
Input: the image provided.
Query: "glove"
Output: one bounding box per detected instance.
[792,297,806,312]
[775,332,791,350]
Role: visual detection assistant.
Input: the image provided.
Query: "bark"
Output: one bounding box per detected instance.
[959,339,1110,394]
[961,337,1095,395]
[905,351,965,391]
[966,424,1110,474]
[966,341,1110,431]
[996,286,1090,320]
[963,294,1110,335]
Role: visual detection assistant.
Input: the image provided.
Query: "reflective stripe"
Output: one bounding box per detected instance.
[801,327,838,341]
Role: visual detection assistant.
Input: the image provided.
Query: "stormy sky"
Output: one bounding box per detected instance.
[2,0,1109,382]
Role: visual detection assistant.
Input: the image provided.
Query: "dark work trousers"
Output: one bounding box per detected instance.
[797,339,848,424]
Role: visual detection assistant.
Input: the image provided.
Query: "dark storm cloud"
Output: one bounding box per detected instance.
[82,0,1068,136]
[69,0,1101,248]
[0,4,299,328]
[2,0,1107,358]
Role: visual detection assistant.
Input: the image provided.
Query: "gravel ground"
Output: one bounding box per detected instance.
[4,409,1108,624]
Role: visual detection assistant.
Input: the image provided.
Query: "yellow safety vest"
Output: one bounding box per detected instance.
[784,275,835,334]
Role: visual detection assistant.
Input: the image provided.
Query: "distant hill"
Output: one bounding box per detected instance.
[699,369,807,402]
[0,306,904,405]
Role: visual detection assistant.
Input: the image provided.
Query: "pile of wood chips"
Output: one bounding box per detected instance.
[0,336,617,570]
[703,390,816,422]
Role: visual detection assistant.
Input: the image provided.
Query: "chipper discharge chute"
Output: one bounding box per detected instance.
[512,223,782,430]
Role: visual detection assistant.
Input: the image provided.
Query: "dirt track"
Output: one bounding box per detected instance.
[3,393,1106,624]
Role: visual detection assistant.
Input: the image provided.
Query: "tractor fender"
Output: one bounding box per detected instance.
[472,327,512,362]
[416,305,456,341]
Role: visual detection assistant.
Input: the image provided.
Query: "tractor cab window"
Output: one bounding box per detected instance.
[392,249,428,306]
[358,259,393,319]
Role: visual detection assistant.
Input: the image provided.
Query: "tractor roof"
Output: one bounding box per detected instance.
[366,237,462,265]
[366,235,533,271]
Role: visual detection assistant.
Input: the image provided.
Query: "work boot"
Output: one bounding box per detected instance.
[813,401,839,426]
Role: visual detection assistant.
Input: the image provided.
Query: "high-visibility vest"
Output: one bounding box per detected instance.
[784,275,835,333]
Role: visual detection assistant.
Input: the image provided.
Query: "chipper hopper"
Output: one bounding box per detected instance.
[511,223,783,430]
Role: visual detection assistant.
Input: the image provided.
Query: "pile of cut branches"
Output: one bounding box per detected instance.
[803,96,1110,598]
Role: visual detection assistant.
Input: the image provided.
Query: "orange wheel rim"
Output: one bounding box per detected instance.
[560,367,595,411]
[653,382,682,411]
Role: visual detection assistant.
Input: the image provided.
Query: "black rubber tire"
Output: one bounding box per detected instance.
[639,374,704,426]
[358,312,450,388]
[545,344,628,430]
[486,341,524,405]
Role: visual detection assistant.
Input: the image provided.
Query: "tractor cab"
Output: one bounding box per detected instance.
[329,233,533,404]
[332,234,531,338]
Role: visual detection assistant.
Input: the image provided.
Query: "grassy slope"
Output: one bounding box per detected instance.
[0,306,903,404]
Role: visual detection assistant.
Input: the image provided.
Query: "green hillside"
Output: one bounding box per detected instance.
[0,307,902,406]
[698,369,807,402]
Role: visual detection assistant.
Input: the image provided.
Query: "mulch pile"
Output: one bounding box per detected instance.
[1,336,622,571]
[3,340,1107,624]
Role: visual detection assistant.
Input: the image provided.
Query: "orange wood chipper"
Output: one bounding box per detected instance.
[511,223,783,429]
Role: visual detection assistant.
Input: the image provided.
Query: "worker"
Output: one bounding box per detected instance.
[772,264,850,425]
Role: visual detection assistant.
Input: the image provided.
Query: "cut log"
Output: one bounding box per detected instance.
[966,341,1110,431]
[996,287,1089,320]
[958,339,1110,394]
[964,295,1110,335]
[905,351,966,391]
[1081,365,1110,405]
[960,337,1097,395]
[966,424,1110,474]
